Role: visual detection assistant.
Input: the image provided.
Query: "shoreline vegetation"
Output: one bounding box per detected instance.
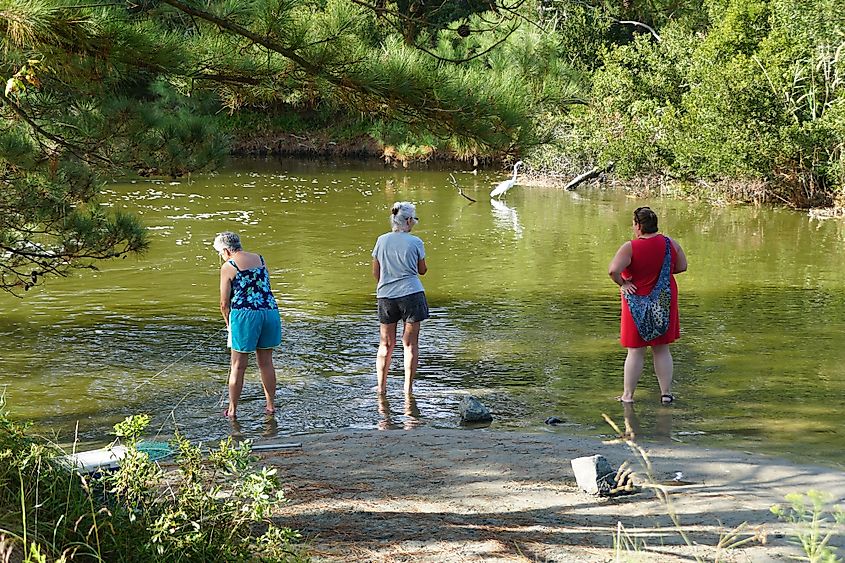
[3,0,844,559]
[228,128,845,215]
[0,408,309,563]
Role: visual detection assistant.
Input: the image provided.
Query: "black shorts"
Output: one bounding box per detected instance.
[377,292,430,324]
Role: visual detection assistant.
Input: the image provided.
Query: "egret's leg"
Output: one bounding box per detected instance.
[377,323,397,394]
[401,321,421,395]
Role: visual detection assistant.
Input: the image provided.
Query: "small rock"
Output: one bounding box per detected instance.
[570,454,616,496]
[544,416,563,425]
[459,396,493,423]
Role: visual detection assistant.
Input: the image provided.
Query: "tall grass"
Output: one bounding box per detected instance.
[603,414,768,562]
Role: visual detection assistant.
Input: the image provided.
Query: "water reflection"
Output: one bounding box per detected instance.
[404,394,422,428]
[489,198,523,237]
[377,395,393,430]
[377,393,423,430]
[228,416,243,439]
[620,402,673,443]
[263,413,279,438]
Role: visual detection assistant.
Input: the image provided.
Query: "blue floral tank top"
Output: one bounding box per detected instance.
[229,256,278,310]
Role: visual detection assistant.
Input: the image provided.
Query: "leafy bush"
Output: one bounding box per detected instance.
[0,398,307,562]
[534,0,845,207]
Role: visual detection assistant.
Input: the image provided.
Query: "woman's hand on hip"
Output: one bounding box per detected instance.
[620,280,637,295]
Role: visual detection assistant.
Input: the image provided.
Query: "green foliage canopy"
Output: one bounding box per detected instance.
[0,2,228,293]
[551,0,845,206]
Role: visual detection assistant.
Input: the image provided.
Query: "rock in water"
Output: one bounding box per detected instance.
[459,396,493,423]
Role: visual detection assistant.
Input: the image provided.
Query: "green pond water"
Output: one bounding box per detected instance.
[2,159,844,468]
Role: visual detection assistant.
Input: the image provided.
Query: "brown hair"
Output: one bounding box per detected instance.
[633,207,658,234]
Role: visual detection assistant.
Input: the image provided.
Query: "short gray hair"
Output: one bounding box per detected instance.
[213,231,242,253]
[390,201,418,232]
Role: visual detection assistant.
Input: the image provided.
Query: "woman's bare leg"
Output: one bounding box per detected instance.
[652,344,674,397]
[256,348,277,414]
[620,347,646,402]
[377,323,397,394]
[227,351,249,418]
[401,321,421,394]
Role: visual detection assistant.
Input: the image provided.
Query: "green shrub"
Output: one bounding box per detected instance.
[0,399,308,562]
[536,0,845,206]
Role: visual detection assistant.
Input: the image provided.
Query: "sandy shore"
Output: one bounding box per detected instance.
[259,427,845,562]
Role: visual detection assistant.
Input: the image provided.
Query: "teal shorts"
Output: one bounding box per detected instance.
[228,308,282,352]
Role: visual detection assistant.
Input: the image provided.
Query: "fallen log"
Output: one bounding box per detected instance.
[565,162,614,191]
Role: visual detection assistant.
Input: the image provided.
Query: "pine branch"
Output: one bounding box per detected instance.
[158,0,336,81]
[0,90,113,166]
[191,73,264,85]
[407,24,519,64]
[157,0,518,146]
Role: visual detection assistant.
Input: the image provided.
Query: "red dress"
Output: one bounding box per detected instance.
[620,234,680,348]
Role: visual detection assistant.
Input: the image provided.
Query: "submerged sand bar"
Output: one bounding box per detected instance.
[259,428,845,562]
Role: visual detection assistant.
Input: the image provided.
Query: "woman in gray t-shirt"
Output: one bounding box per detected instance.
[371,201,429,395]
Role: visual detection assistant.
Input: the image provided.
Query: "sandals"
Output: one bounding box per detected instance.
[616,394,676,405]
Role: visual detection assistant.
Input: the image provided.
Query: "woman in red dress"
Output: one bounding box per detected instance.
[608,207,688,404]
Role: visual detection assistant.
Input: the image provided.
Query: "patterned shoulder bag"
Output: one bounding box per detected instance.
[625,237,672,341]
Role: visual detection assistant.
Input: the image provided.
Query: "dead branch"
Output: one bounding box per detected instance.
[614,20,661,42]
[449,173,477,202]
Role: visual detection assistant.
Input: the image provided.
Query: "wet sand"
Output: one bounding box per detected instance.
[259,427,845,562]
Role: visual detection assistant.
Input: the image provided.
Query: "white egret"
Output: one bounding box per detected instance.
[489,160,523,199]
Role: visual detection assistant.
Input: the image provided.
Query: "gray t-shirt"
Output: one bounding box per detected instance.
[372,232,426,298]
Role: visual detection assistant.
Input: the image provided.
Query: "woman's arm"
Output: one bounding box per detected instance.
[672,239,688,273]
[416,238,427,275]
[219,265,234,327]
[372,259,381,282]
[608,241,636,294]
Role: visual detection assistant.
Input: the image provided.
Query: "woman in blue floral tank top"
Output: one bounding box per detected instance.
[214,231,282,419]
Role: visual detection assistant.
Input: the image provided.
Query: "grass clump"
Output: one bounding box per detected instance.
[604,414,845,562]
[603,414,768,562]
[0,396,308,562]
[771,490,844,562]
